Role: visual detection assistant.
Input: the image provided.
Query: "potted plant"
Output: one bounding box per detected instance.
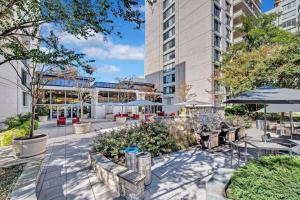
[37,106,49,122]
[115,114,127,124]
[83,106,89,119]
[73,122,91,134]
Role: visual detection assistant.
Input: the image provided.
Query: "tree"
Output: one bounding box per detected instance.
[177,83,196,102]
[219,14,300,96]
[116,77,135,114]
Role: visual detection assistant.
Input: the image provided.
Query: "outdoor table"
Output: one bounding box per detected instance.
[245,141,292,162]
[289,139,300,146]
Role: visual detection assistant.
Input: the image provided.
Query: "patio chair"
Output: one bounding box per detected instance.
[72,117,80,124]
[57,117,66,126]
[230,142,248,168]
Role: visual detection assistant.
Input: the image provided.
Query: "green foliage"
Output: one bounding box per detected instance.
[93,123,178,163]
[0,113,39,146]
[225,115,252,129]
[227,156,300,200]
[225,105,247,116]
[37,106,49,116]
[0,163,25,200]
[219,13,300,96]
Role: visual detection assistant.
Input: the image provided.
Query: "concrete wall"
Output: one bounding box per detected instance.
[0,58,31,122]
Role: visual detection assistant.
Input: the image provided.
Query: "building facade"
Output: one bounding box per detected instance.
[267,0,300,33]
[145,0,261,112]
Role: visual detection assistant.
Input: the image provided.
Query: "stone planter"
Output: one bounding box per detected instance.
[106,114,114,120]
[83,114,89,119]
[12,134,48,158]
[116,116,127,124]
[73,122,91,134]
[38,115,48,122]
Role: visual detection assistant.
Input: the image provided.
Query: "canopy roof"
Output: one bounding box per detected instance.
[174,100,212,107]
[224,87,300,104]
[125,100,162,106]
[256,104,300,113]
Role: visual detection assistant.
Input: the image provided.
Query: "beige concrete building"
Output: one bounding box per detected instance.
[145,0,261,112]
[266,0,300,33]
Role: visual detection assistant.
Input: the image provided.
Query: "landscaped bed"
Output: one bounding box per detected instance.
[227,155,300,200]
[92,122,195,164]
[0,163,25,200]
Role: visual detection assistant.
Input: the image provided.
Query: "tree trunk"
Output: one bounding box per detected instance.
[30,100,35,138]
[80,101,83,118]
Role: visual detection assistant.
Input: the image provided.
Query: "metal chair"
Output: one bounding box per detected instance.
[230,142,248,168]
[291,146,300,155]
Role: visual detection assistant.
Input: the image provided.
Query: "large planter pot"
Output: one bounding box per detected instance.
[83,114,89,119]
[73,122,91,134]
[38,115,48,122]
[106,114,114,120]
[116,116,127,124]
[12,134,48,158]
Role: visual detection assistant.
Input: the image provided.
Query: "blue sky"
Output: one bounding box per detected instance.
[50,0,275,83]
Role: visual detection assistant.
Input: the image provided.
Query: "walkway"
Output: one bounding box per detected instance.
[36,120,130,200]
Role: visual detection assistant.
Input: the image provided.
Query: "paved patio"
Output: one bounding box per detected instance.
[0,119,254,200]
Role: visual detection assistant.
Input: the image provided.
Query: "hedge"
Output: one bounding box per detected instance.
[0,120,39,146]
[227,155,300,200]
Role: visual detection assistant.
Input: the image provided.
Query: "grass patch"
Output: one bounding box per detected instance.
[0,164,25,200]
[227,155,300,200]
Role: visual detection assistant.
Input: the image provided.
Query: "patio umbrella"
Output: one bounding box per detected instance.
[125,100,162,106]
[256,104,300,136]
[224,87,300,140]
[174,100,212,108]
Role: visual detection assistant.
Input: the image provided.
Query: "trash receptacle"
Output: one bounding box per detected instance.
[137,152,151,186]
[124,147,139,172]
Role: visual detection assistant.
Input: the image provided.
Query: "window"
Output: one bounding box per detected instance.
[163,63,175,73]
[21,69,27,86]
[163,27,175,41]
[163,51,175,62]
[163,39,175,52]
[163,74,175,84]
[282,10,296,20]
[214,50,221,62]
[225,1,231,12]
[214,20,221,33]
[226,28,231,39]
[164,97,173,105]
[163,85,175,94]
[163,15,175,30]
[214,35,221,48]
[98,91,109,102]
[225,15,231,26]
[281,18,296,28]
[163,0,174,9]
[282,1,296,11]
[163,4,175,20]
[226,41,231,51]
[214,5,221,19]
[22,92,28,107]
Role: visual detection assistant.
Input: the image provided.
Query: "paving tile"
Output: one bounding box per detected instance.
[38,185,65,200]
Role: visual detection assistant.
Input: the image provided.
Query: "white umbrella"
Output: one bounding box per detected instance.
[125,100,162,106]
[174,100,212,108]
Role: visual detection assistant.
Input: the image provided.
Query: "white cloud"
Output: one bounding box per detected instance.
[97,65,120,73]
[60,33,144,61]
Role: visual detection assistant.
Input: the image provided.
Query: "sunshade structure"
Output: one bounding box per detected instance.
[125,100,162,106]
[224,87,300,140]
[174,100,212,107]
[256,104,300,137]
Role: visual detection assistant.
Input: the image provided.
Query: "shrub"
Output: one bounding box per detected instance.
[93,123,178,163]
[227,156,300,200]
[225,105,247,116]
[225,114,252,128]
[0,120,39,146]
[5,117,22,129]
[37,106,49,116]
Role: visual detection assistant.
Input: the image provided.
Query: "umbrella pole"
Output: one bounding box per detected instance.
[289,112,293,139]
[264,104,267,142]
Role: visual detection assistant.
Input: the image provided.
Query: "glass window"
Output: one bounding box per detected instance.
[163,27,175,41]
[21,69,27,86]
[214,5,221,19]
[163,4,175,20]
[22,92,28,107]
[163,74,175,84]
[66,91,79,104]
[225,1,231,12]
[163,51,175,62]
[214,49,221,62]
[164,97,173,105]
[163,39,175,52]
[226,41,231,51]
[282,1,296,11]
[214,35,221,48]
[163,0,174,9]
[163,85,175,94]
[52,90,65,104]
[282,10,296,20]
[163,63,175,73]
[108,91,118,102]
[98,91,109,103]
[163,15,175,30]
[226,28,231,39]
[226,15,231,26]
[37,90,51,104]
[281,18,296,28]
[214,20,221,33]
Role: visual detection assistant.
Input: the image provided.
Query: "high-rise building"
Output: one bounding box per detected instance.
[145,0,261,112]
[266,0,300,33]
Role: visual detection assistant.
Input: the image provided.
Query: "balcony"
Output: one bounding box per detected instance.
[233,0,261,18]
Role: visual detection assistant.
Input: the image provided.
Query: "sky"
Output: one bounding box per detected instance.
[44,0,275,83]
